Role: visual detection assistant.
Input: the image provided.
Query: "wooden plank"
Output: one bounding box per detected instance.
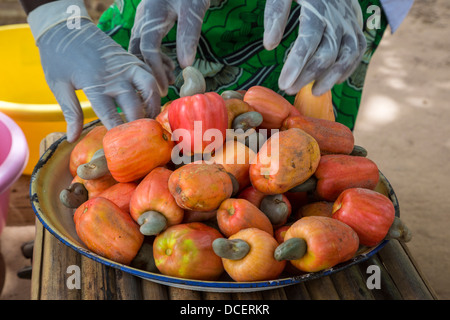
[357,255,403,300]
[32,133,67,300]
[398,241,439,299]
[168,286,202,300]
[377,240,435,300]
[40,132,65,154]
[283,282,311,300]
[330,266,375,300]
[304,277,340,300]
[262,288,288,300]
[80,255,117,300]
[40,230,81,299]
[202,291,232,300]
[232,291,264,300]
[30,219,44,300]
[141,280,169,300]
[114,269,142,300]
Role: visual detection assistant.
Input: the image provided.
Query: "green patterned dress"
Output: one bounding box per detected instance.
[98,0,388,130]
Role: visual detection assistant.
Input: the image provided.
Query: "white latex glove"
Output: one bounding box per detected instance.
[129,0,210,96]
[28,0,161,142]
[264,0,366,96]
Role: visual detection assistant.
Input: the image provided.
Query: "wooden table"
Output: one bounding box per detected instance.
[31,133,439,300]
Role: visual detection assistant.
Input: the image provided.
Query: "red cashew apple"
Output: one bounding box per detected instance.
[153,222,224,280]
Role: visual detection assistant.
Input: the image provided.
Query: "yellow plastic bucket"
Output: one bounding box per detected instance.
[0,24,98,175]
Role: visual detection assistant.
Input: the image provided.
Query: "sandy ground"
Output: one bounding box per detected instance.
[354,0,450,299]
[1,0,449,300]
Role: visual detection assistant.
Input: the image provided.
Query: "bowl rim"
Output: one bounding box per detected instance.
[29,121,399,292]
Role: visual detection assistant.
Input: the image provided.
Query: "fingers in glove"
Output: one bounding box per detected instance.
[143,89,162,120]
[312,32,366,96]
[132,8,177,96]
[84,89,124,130]
[112,81,146,122]
[281,35,341,95]
[176,1,210,68]
[278,11,326,92]
[129,33,143,59]
[281,17,345,95]
[336,30,366,83]
[128,1,149,57]
[161,53,176,85]
[52,83,84,143]
[132,47,176,88]
[131,67,162,119]
[263,0,292,50]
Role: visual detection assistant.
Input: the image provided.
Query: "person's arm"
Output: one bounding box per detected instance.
[19,0,58,15]
[19,0,162,142]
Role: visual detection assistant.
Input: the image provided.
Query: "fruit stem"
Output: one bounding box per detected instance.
[76,148,110,180]
[137,210,167,236]
[288,176,317,193]
[221,90,244,100]
[386,217,412,243]
[59,182,88,208]
[212,238,250,260]
[350,145,368,157]
[260,194,289,226]
[274,237,307,261]
[232,111,263,132]
[180,66,206,97]
[226,172,240,197]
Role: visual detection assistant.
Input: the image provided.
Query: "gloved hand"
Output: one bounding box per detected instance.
[264,0,366,96]
[27,0,161,142]
[129,0,210,97]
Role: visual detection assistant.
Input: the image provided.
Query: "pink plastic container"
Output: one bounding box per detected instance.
[0,111,29,235]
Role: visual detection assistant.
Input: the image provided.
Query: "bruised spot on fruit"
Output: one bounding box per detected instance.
[176,186,182,194]
[295,150,304,159]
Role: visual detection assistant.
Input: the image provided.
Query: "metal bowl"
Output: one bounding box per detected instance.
[30,120,400,292]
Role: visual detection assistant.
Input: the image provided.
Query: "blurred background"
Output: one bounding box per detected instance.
[0,0,449,299]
